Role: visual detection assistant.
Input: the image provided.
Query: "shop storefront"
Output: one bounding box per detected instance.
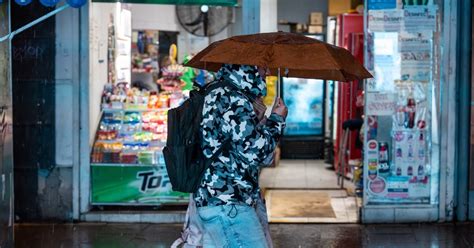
[361,0,454,223]
[0,0,471,228]
[88,9,189,206]
[0,0,461,224]
[78,0,241,221]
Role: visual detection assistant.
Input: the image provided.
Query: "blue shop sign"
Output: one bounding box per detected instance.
[368,0,397,10]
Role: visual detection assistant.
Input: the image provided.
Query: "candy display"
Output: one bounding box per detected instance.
[91,84,184,166]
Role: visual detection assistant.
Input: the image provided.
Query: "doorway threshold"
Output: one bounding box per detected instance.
[264,189,359,223]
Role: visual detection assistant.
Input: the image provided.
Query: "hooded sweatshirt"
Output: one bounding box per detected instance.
[195,64,285,207]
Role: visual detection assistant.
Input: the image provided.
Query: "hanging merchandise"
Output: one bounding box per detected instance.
[39,0,61,7]
[157,64,186,91]
[181,55,196,91]
[66,0,87,8]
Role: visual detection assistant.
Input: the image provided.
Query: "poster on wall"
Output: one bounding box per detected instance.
[117,9,132,40]
[398,33,433,81]
[365,80,431,203]
[366,92,396,116]
[115,39,131,83]
[403,6,437,33]
[91,165,188,205]
[371,32,400,92]
[368,10,403,32]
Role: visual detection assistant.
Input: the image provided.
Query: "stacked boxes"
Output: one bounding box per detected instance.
[308,12,323,34]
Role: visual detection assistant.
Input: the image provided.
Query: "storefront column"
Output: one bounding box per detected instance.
[454,0,471,222]
[260,0,277,32]
[79,3,91,217]
[439,0,460,222]
[241,0,260,34]
[0,1,14,246]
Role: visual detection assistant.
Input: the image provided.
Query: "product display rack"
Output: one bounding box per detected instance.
[90,105,188,206]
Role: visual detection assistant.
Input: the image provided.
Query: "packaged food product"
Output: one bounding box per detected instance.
[138,151,156,165]
[120,152,138,164]
[124,112,141,123]
[97,130,118,140]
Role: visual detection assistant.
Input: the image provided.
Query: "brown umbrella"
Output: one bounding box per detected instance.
[186,32,372,88]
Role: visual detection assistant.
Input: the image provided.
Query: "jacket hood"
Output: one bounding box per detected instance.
[215,64,267,100]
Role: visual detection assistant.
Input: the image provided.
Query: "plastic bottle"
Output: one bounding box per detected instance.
[405,98,416,129]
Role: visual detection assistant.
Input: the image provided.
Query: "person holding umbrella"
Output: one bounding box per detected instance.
[194,63,287,247]
[182,32,372,247]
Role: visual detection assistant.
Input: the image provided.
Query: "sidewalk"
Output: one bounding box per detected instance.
[14,222,474,247]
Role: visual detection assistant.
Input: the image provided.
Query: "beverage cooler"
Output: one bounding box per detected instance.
[361,1,441,223]
[280,78,325,159]
[280,35,326,159]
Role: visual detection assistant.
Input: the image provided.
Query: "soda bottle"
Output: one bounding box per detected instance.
[396,106,405,127]
[405,98,416,129]
[418,165,424,176]
[396,147,402,158]
[408,144,414,158]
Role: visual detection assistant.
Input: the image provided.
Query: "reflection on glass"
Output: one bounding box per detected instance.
[283,78,324,136]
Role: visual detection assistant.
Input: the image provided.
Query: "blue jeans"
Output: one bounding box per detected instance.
[197,204,268,248]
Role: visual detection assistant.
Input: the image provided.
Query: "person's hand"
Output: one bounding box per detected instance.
[253,97,267,122]
[271,98,288,119]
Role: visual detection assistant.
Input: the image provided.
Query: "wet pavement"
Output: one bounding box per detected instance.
[14,222,474,248]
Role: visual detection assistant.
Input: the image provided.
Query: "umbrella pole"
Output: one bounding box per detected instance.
[277,68,281,99]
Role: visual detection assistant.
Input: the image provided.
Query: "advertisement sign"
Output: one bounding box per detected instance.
[364,2,439,206]
[403,6,437,32]
[366,92,396,116]
[368,10,404,32]
[386,176,410,198]
[91,165,188,204]
[368,7,437,33]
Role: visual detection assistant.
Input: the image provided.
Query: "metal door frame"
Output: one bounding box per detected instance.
[461,0,474,222]
[450,0,472,222]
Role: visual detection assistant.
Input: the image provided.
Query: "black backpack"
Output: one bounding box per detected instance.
[163,80,235,193]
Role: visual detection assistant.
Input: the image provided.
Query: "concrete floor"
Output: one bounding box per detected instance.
[260,160,358,223]
[260,160,343,189]
[14,222,474,248]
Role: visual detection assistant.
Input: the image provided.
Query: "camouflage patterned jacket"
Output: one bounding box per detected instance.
[195,64,285,207]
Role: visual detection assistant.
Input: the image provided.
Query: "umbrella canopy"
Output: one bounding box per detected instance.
[186,32,372,82]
